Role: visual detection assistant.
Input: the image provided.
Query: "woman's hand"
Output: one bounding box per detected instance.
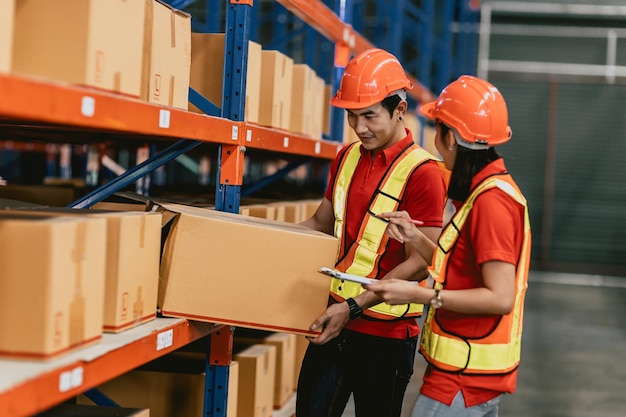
[379,210,421,244]
[364,279,426,305]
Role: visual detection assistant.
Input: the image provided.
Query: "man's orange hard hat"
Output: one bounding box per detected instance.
[330,48,413,109]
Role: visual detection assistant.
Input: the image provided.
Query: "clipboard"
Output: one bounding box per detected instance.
[318,267,375,285]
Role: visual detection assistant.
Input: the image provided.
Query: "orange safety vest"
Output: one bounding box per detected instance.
[420,174,531,374]
[330,141,440,320]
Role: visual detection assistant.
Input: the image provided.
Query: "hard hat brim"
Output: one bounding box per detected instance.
[419,101,438,119]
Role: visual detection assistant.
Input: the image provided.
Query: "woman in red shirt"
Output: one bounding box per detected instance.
[365,75,531,417]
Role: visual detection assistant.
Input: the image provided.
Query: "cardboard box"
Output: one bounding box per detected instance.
[95,210,162,332]
[259,50,293,130]
[12,0,146,96]
[0,0,14,73]
[37,404,149,417]
[290,64,315,136]
[78,355,238,417]
[2,208,162,333]
[271,201,303,224]
[0,184,81,207]
[236,332,296,408]
[323,84,332,138]
[234,344,276,417]
[239,204,277,220]
[299,199,323,222]
[156,203,338,336]
[142,0,191,109]
[310,75,326,140]
[0,213,106,359]
[189,33,262,122]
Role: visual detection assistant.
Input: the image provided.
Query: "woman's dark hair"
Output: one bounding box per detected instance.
[380,94,402,117]
[438,121,502,201]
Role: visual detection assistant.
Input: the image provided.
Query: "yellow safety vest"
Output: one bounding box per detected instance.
[420,174,531,374]
[330,141,439,320]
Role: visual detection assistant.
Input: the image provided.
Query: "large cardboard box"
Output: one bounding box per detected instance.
[37,404,150,417]
[12,0,146,96]
[79,357,239,417]
[0,214,106,359]
[234,344,276,417]
[290,64,315,136]
[156,203,338,336]
[0,0,14,73]
[142,0,191,109]
[2,208,162,333]
[259,50,294,130]
[189,33,262,122]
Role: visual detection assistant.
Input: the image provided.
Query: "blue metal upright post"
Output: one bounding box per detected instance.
[214,0,253,215]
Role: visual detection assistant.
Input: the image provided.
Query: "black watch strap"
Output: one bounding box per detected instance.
[345,297,363,320]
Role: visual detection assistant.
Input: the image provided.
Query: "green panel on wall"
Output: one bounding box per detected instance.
[489,77,626,275]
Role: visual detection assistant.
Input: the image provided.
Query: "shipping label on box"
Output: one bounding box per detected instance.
[189,33,261,122]
[142,0,191,109]
[156,203,338,336]
[0,0,15,73]
[13,0,145,96]
[0,214,106,359]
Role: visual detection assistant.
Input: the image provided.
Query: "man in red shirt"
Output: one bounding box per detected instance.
[296,48,448,417]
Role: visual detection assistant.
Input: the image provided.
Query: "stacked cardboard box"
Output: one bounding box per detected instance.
[234,344,276,417]
[10,0,190,107]
[0,213,106,359]
[235,331,297,409]
[141,0,191,109]
[189,32,262,121]
[259,50,294,130]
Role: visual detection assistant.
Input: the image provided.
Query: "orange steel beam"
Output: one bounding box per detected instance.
[276,0,436,104]
[0,74,239,144]
[0,320,220,417]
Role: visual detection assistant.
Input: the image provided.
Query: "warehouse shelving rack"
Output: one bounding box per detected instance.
[0,1,445,416]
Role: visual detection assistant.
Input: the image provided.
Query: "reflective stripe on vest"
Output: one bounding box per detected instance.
[330,141,438,320]
[420,175,531,374]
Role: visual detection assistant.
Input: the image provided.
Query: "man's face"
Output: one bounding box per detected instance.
[346,102,396,152]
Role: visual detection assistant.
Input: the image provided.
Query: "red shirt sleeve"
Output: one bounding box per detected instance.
[470,188,525,267]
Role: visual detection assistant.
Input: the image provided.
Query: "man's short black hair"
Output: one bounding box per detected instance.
[380,94,403,117]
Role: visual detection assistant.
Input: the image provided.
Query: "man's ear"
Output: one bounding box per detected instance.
[396,101,408,117]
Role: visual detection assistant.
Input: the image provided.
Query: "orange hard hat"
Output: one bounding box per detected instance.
[420,75,512,147]
[330,48,413,109]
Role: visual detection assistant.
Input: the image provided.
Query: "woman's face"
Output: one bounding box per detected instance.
[435,121,457,171]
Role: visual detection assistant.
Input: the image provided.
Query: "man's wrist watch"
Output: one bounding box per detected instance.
[345,297,363,320]
[430,288,443,309]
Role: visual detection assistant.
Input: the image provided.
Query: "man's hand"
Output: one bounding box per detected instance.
[306,302,350,345]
